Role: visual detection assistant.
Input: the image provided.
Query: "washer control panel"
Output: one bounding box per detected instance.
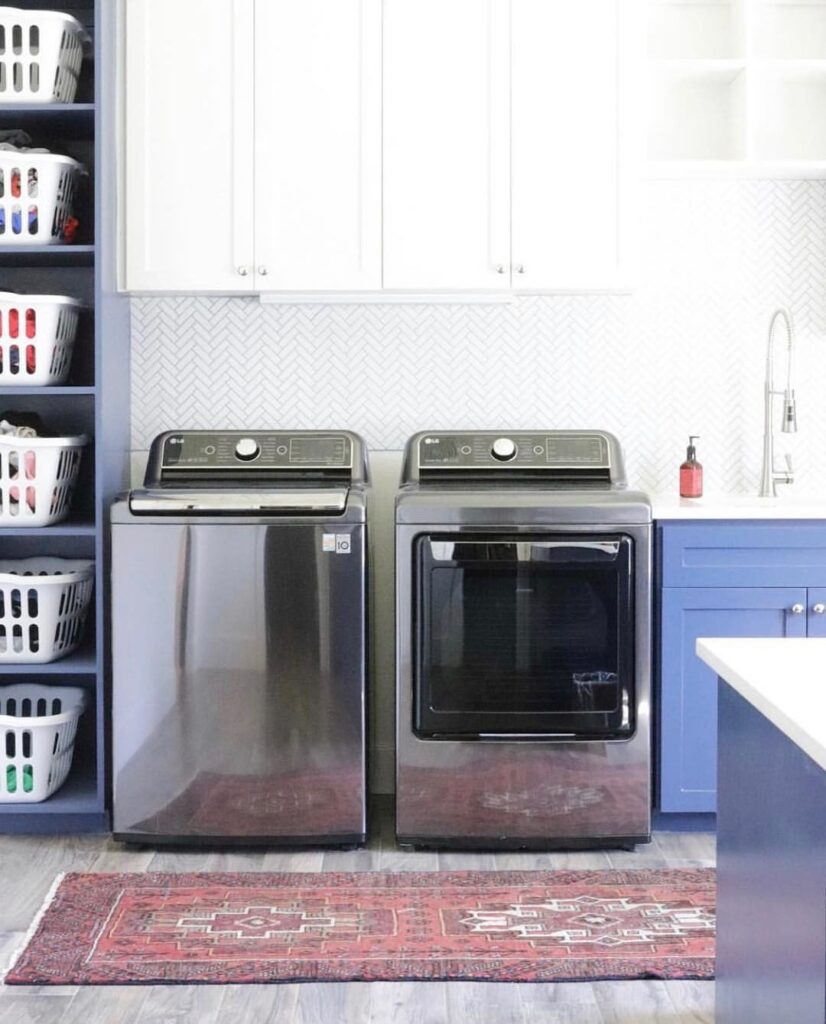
[156,432,353,474]
[417,432,610,472]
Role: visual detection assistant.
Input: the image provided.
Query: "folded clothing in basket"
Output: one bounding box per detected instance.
[0,412,50,437]
[0,132,82,241]
[0,131,49,155]
[6,762,32,793]
[0,414,49,513]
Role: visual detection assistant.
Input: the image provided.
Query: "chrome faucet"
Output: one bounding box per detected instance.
[759,307,797,498]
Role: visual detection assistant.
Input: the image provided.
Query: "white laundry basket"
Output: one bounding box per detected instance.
[0,292,80,385]
[0,432,87,527]
[0,7,89,104]
[0,151,84,244]
[0,683,86,802]
[0,558,93,663]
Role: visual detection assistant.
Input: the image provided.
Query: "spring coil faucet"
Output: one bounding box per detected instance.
[759,308,797,498]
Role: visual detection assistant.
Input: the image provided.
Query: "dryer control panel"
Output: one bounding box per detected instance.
[416,432,611,474]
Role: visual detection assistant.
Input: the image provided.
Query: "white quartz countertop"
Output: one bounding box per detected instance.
[696,638,826,772]
[651,493,826,519]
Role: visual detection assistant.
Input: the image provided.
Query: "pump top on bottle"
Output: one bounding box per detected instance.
[680,435,703,498]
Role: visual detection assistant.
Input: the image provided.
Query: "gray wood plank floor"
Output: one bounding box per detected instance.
[0,809,716,1023]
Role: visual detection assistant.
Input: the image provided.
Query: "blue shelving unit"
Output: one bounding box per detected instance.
[0,0,131,833]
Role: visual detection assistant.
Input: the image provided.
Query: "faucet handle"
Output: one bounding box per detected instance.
[784,453,794,482]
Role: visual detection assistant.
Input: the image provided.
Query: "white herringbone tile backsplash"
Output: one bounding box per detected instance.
[131,180,826,496]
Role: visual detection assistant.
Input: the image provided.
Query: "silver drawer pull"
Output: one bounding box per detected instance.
[813,603,826,615]
[790,603,805,615]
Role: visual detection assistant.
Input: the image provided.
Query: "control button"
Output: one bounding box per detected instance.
[204,445,216,456]
[491,437,517,462]
[460,445,472,456]
[276,445,288,456]
[235,437,260,462]
[533,445,544,456]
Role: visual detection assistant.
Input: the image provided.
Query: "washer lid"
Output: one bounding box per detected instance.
[128,487,349,516]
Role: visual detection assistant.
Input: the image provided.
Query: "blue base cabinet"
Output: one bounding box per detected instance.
[658,522,826,813]
[660,587,805,811]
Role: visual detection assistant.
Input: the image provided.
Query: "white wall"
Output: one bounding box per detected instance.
[129,178,826,790]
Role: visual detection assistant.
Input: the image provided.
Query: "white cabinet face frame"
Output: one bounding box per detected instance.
[123,0,256,292]
[253,0,382,291]
[382,0,512,292]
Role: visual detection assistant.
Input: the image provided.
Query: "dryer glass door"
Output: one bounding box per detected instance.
[415,534,634,739]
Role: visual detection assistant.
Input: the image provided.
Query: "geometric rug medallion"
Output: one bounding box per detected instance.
[5,869,715,986]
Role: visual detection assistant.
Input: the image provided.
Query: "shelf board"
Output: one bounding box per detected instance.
[0,246,94,267]
[650,58,747,80]
[0,386,95,397]
[0,103,95,113]
[648,159,826,179]
[0,521,96,537]
[0,104,95,136]
[0,762,100,816]
[0,649,97,675]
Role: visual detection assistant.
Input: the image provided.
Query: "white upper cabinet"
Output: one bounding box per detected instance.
[511,0,640,291]
[254,0,382,291]
[383,0,511,292]
[123,0,381,293]
[122,0,639,294]
[123,0,255,292]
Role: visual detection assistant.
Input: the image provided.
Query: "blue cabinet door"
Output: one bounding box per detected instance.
[807,588,826,637]
[659,587,807,813]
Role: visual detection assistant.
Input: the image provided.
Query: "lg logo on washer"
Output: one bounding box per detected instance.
[323,534,352,554]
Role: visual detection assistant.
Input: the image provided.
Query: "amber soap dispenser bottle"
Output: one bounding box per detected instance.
[680,436,703,498]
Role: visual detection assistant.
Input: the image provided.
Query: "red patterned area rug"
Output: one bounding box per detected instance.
[5,869,715,986]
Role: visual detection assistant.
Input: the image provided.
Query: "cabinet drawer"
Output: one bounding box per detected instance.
[660,522,826,588]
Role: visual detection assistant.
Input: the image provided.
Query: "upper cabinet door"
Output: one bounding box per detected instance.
[123,0,255,292]
[254,0,382,291]
[511,0,641,291]
[383,0,511,292]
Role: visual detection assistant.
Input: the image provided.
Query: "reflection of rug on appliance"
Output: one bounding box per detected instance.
[5,868,716,986]
[398,750,650,836]
[134,767,365,837]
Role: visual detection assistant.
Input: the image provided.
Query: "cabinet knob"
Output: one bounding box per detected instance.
[813,603,826,615]
[258,266,268,276]
[237,266,249,277]
[790,603,805,615]
[515,264,526,274]
[495,264,506,275]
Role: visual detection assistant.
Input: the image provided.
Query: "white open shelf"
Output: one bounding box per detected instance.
[650,61,747,160]
[752,62,826,159]
[649,1,747,59]
[753,0,826,59]
[648,1,826,174]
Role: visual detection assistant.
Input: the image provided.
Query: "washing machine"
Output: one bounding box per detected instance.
[395,430,652,849]
[111,430,369,845]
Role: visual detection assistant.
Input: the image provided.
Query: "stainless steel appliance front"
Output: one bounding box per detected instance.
[395,430,652,849]
[111,430,368,845]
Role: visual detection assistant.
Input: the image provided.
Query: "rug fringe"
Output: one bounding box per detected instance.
[2,871,65,985]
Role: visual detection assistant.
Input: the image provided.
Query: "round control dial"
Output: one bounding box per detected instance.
[234,437,260,462]
[491,437,518,462]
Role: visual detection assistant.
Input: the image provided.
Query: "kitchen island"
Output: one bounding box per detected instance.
[697,637,826,1024]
